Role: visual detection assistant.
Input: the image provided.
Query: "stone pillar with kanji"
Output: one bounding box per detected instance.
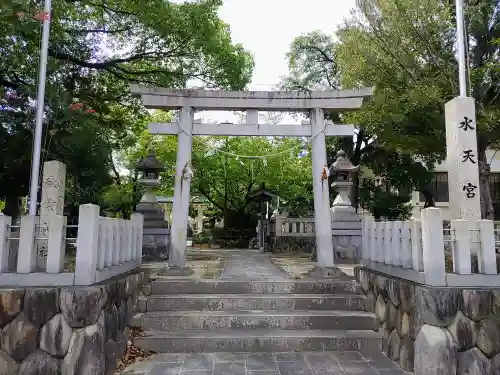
[37,161,66,270]
[445,97,481,222]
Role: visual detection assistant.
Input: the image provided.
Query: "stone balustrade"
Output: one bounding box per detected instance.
[0,204,143,287]
[361,207,498,287]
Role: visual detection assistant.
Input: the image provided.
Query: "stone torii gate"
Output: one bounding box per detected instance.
[130,85,372,274]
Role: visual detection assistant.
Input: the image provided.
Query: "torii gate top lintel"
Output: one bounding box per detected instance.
[130,84,373,111]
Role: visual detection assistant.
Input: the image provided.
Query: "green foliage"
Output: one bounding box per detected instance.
[191,137,312,223]
[335,0,500,218]
[193,231,211,244]
[0,0,254,218]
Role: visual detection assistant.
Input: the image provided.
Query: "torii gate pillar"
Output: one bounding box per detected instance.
[310,108,334,268]
[168,106,194,274]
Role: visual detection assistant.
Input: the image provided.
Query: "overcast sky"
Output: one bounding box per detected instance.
[198,0,356,123]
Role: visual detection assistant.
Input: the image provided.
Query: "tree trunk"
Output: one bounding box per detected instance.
[420,189,435,208]
[2,195,21,219]
[350,130,364,212]
[478,134,494,219]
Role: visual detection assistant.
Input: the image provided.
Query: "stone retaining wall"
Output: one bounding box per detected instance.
[355,266,500,375]
[0,271,147,375]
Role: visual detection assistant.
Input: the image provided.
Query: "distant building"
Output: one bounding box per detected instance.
[410,149,500,220]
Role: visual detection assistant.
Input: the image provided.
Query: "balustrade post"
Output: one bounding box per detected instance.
[0,216,12,272]
[421,208,446,286]
[451,219,472,274]
[400,221,412,269]
[477,219,497,274]
[46,215,66,273]
[411,219,423,271]
[74,204,100,285]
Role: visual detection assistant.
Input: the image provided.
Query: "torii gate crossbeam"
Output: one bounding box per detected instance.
[131,85,372,274]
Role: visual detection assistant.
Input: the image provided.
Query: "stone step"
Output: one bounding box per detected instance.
[133,329,382,353]
[138,310,378,331]
[150,279,361,295]
[144,294,367,312]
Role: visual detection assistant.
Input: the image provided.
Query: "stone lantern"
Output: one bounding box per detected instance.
[135,152,170,261]
[329,150,359,218]
[328,150,361,262]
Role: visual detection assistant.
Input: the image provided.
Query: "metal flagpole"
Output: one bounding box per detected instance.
[455,0,467,97]
[28,0,52,215]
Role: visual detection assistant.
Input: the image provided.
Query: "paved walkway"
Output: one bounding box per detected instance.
[218,250,290,280]
[121,351,407,375]
[121,250,403,375]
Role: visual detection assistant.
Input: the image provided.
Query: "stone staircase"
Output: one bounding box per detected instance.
[131,278,381,353]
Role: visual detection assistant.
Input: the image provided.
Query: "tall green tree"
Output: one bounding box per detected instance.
[336,0,500,219]
[280,31,434,219]
[0,0,254,218]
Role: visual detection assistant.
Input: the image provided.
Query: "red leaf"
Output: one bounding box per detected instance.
[69,103,83,110]
[85,109,96,113]
[33,11,49,21]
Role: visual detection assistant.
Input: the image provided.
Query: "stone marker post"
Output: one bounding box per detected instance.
[445,97,481,255]
[37,161,66,270]
[445,97,481,221]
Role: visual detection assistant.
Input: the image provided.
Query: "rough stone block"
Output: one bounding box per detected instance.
[359,269,369,293]
[142,285,152,296]
[396,307,409,338]
[0,289,24,328]
[62,323,105,375]
[490,352,500,375]
[477,314,500,358]
[104,304,119,342]
[366,292,376,313]
[115,330,126,359]
[416,286,460,326]
[125,274,140,298]
[385,301,398,331]
[368,273,377,295]
[399,336,414,372]
[414,324,457,375]
[387,279,401,307]
[104,340,118,375]
[40,313,73,358]
[0,350,19,375]
[375,295,386,323]
[462,290,492,322]
[387,329,401,361]
[1,312,38,362]
[398,281,415,314]
[409,308,424,340]
[378,321,391,353]
[117,302,127,331]
[376,276,388,298]
[98,309,106,341]
[447,310,478,351]
[19,349,60,375]
[457,347,490,375]
[492,290,500,316]
[107,279,126,307]
[24,288,59,328]
[60,286,107,328]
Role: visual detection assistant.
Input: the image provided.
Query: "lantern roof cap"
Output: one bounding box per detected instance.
[330,150,358,172]
[136,152,164,172]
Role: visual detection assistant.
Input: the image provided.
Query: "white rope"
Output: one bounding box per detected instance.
[172,118,324,160]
